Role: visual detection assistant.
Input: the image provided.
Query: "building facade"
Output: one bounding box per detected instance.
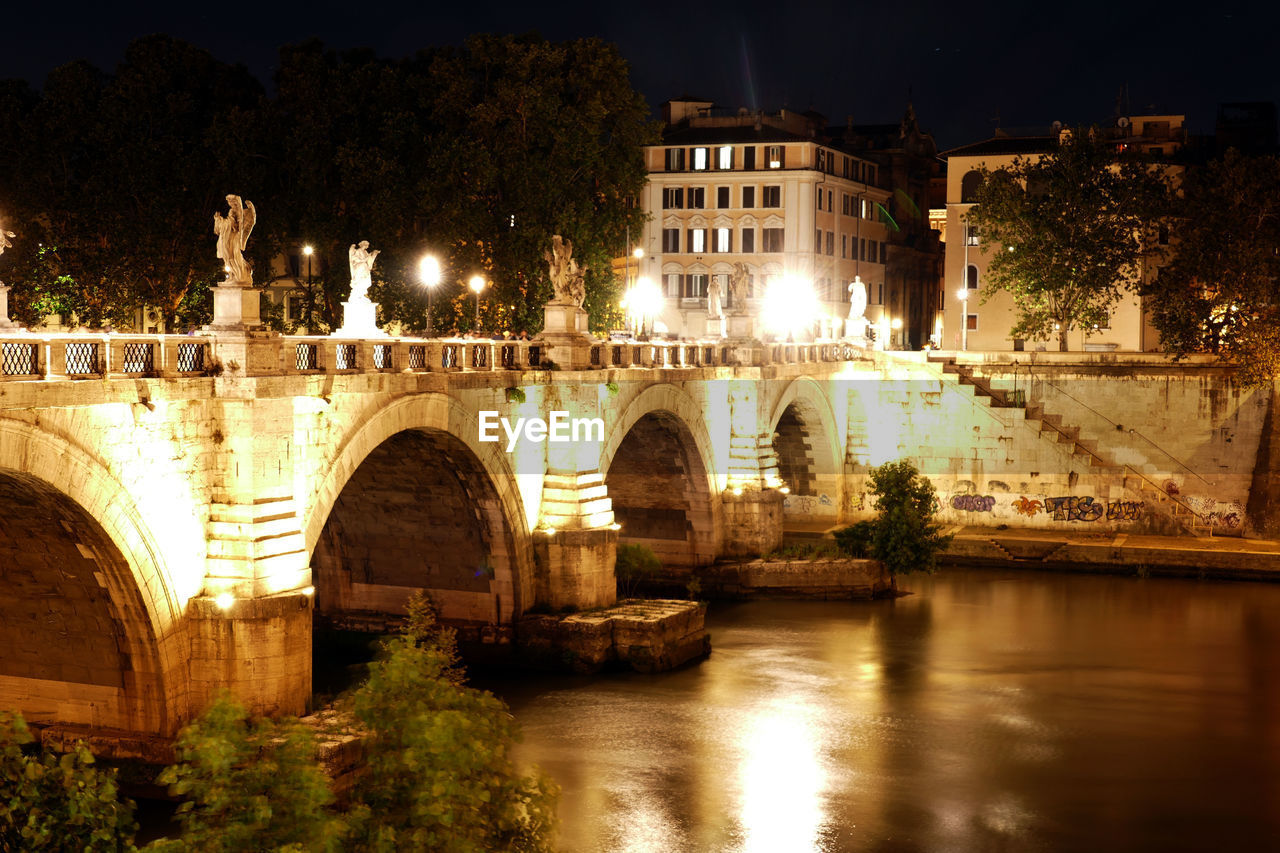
[940,116,1184,352]
[637,98,896,343]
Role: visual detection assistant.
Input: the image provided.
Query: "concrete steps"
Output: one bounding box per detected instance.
[930,357,1214,537]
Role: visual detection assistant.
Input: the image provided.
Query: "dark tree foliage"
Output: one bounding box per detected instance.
[264,34,656,336]
[0,711,137,852]
[1142,150,1280,386]
[967,129,1169,351]
[0,36,267,331]
[0,33,655,336]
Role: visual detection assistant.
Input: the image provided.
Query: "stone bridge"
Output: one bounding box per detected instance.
[0,331,1268,745]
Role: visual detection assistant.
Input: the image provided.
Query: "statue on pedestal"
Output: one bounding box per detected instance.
[545,235,586,308]
[729,262,750,315]
[846,276,869,341]
[348,240,380,301]
[213,195,256,284]
[707,275,724,319]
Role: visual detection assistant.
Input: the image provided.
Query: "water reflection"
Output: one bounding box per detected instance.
[739,703,827,852]
[488,569,1280,852]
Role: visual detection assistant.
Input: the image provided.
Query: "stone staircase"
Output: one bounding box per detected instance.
[930,357,1218,537]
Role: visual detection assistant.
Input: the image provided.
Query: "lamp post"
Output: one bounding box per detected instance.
[301,244,313,329]
[956,287,969,351]
[469,275,486,332]
[419,255,440,338]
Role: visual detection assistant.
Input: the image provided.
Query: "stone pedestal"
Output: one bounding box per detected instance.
[727,313,757,340]
[704,315,726,338]
[333,297,388,338]
[720,488,784,557]
[206,330,283,377]
[534,526,618,611]
[538,302,595,370]
[844,316,869,347]
[209,283,264,331]
[188,592,313,717]
[0,285,20,330]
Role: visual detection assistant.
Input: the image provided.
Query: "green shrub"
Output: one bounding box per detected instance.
[844,460,952,575]
[833,520,877,558]
[616,543,661,599]
[0,712,137,852]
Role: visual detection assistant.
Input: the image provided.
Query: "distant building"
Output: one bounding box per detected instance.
[637,97,896,343]
[940,115,1184,352]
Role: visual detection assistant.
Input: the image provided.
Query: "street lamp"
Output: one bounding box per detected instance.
[301,245,313,329]
[631,276,661,341]
[469,275,486,332]
[419,254,441,337]
[956,287,970,351]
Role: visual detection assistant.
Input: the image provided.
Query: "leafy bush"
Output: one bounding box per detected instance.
[345,594,557,852]
[615,543,661,599]
[150,694,343,852]
[833,520,877,558]
[845,460,952,575]
[0,711,137,852]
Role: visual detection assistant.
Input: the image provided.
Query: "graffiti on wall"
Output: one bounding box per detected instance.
[784,493,834,514]
[1181,495,1244,530]
[950,494,996,513]
[1009,495,1146,523]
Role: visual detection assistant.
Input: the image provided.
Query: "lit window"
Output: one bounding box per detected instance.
[689,229,707,253]
[965,224,979,246]
[767,145,784,168]
[692,147,710,170]
[717,145,734,169]
[686,273,708,298]
[665,273,682,297]
[715,228,731,253]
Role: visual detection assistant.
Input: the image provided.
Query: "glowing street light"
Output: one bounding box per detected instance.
[419,254,441,338]
[469,274,486,331]
[763,275,819,340]
[956,287,970,351]
[629,276,662,340]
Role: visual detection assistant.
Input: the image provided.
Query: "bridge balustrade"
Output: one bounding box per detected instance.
[0,331,863,383]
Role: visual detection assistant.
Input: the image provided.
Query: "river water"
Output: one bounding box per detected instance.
[487,569,1280,852]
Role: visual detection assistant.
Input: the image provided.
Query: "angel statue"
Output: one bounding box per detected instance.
[348,240,380,301]
[545,235,586,307]
[728,262,751,314]
[0,219,14,257]
[213,195,257,284]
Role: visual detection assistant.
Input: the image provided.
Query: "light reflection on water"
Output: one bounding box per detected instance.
[487,569,1280,852]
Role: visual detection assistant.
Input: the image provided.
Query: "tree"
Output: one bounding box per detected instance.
[1143,150,1280,386]
[967,129,1168,350]
[0,711,137,852]
[346,594,557,852]
[839,460,951,576]
[616,543,661,599]
[0,36,267,331]
[263,34,657,337]
[150,693,343,852]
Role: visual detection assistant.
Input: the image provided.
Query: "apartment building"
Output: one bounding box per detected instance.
[637,98,894,343]
[940,115,1184,352]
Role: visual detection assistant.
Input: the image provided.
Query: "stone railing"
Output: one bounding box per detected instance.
[0,334,211,382]
[0,333,864,382]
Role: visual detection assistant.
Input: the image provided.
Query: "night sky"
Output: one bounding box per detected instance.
[2,0,1277,150]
